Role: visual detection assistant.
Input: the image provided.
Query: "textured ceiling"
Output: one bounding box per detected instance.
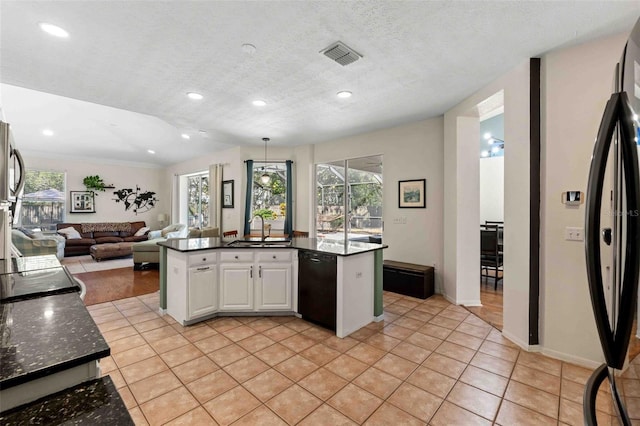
[1,1,639,166]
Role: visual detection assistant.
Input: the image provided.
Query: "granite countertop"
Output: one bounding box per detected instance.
[0,292,110,389]
[0,266,80,303]
[0,376,133,425]
[159,237,388,256]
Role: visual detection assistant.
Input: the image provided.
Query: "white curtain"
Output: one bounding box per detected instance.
[209,164,223,229]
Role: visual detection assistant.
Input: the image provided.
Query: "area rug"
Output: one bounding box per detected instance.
[61,254,134,274]
[73,267,159,306]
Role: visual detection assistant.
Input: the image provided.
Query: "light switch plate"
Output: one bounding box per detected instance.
[565,227,584,241]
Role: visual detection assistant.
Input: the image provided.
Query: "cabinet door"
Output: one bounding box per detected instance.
[219,263,253,310]
[188,265,218,319]
[257,263,292,310]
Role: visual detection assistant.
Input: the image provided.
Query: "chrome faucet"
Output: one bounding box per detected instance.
[251,214,266,241]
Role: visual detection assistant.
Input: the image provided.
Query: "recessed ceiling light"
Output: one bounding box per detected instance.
[42,129,54,136]
[147,149,156,154]
[337,91,352,98]
[242,43,257,54]
[491,146,500,153]
[252,100,267,107]
[181,133,190,140]
[39,22,69,38]
[481,150,489,158]
[483,132,492,140]
[186,92,203,100]
[198,130,208,136]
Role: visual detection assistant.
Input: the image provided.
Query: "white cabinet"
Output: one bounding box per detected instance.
[219,263,254,311]
[167,249,218,325]
[188,265,218,318]
[219,250,294,312]
[256,262,292,310]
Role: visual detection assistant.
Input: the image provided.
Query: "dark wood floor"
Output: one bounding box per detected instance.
[74,266,159,306]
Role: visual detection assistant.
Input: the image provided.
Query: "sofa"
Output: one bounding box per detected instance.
[56,221,149,257]
[133,223,189,270]
[12,228,66,259]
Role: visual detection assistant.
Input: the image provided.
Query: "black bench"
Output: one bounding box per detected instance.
[383,260,434,299]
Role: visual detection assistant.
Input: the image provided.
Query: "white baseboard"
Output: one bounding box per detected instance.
[461,300,482,307]
[443,293,456,305]
[374,314,385,322]
[540,347,603,370]
[502,329,535,351]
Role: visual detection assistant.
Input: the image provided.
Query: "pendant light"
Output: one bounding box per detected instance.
[260,137,271,184]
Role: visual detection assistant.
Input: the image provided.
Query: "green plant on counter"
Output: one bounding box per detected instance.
[83,175,106,194]
[252,208,277,220]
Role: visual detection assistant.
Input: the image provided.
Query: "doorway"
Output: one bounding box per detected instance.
[473,109,505,330]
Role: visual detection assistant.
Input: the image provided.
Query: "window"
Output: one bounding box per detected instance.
[20,169,66,231]
[250,163,288,234]
[186,172,209,229]
[315,155,383,242]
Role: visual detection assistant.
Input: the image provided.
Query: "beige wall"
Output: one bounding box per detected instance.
[480,157,504,224]
[163,118,445,291]
[24,156,168,229]
[540,32,628,365]
[444,60,532,347]
[313,118,445,290]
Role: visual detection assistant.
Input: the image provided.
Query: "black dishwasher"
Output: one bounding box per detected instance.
[298,251,337,331]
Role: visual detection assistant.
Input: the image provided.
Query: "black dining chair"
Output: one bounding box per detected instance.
[481,226,503,290]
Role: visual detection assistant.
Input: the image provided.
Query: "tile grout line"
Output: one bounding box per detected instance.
[91,293,614,425]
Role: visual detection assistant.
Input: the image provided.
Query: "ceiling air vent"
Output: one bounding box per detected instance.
[321,41,362,66]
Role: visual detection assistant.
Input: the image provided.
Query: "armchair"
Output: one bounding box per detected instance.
[12,228,65,259]
[148,223,188,240]
[133,223,188,270]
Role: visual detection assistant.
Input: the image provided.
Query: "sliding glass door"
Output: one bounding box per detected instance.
[315,155,383,242]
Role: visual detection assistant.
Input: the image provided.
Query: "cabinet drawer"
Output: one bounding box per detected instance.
[220,251,254,262]
[189,252,216,266]
[256,251,292,263]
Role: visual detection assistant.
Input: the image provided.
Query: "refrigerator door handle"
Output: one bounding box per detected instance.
[11,148,25,199]
[585,91,639,369]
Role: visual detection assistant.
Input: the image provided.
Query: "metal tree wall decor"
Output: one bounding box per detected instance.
[113,186,158,214]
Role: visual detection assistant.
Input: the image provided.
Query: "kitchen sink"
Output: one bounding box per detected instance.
[225,239,292,248]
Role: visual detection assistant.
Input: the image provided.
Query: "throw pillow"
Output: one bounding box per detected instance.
[58,226,82,239]
[148,230,162,239]
[134,226,150,237]
[14,227,35,238]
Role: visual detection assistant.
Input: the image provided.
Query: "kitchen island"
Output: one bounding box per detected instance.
[159,237,386,338]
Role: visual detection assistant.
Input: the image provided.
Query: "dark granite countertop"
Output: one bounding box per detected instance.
[0,266,80,303]
[0,376,133,425]
[0,292,110,390]
[159,237,387,256]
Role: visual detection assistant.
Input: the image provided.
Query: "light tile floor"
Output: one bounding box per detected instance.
[88,291,626,425]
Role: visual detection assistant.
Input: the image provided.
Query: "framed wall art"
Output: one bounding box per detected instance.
[222,180,234,208]
[398,179,426,208]
[70,191,96,213]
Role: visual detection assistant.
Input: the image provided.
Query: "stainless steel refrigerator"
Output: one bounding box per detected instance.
[584,16,640,425]
[0,121,26,260]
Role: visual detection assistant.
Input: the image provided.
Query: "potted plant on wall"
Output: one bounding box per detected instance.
[83,175,113,195]
[83,175,105,193]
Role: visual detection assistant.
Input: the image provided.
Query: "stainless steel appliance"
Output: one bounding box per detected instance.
[0,121,25,205]
[584,16,640,425]
[0,121,25,260]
